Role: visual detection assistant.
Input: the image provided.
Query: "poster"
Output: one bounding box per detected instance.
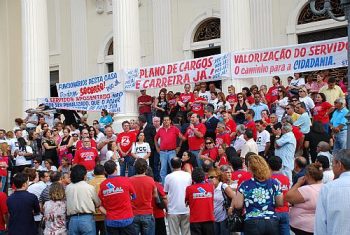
[231,37,348,78]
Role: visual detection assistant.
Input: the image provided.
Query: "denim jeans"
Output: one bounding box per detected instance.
[0,230,6,235]
[106,223,136,235]
[276,212,290,235]
[190,150,201,167]
[244,218,279,235]
[69,214,96,235]
[214,219,229,235]
[120,156,135,177]
[0,175,6,193]
[333,130,347,156]
[144,112,153,125]
[133,214,155,235]
[160,150,176,184]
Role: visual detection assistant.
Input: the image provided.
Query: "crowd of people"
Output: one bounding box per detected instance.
[0,71,349,235]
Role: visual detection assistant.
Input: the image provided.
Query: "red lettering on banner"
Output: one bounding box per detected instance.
[309,41,348,56]
[79,82,105,96]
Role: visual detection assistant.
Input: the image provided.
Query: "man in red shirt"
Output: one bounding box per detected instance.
[244,109,257,140]
[117,121,137,177]
[99,160,136,234]
[76,129,97,150]
[185,167,214,235]
[183,113,207,167]
[155,116,184,184]
[268,156,290,235]
[73,137,99,180]
[189,90,208,118]
[215,122,231,147]
[222,110,237,141]
[230,157,252,190]
[178,84,194,115]
[129,159,157,235]
[138,90,153,124]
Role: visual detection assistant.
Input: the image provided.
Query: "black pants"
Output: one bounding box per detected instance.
[155,218,166,235]
[244,218,279,235]
[106,224,136,235]
[291,226,313,235]
[96,220,106,235]
[190,221,215,235]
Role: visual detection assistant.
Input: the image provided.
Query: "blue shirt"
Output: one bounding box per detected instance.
[315,172,350,235]
[251,103,269,121]
[293,112,311,134]
[99,115,113,128]
[7,190,40,235]
[275,132,296,170]
[330,108,349,131]
[238,178,281,220]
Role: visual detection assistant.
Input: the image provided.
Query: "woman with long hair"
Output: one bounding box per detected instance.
[58,128,73,162]
[153,90,168,123]
[15,137,33,173]
[242,87,254,104]
[43,159,58,172]
[131,131,151,164]
[312,92,333,133]
[181,151,198,174]
[217,92,231,112]
[232,92,250,124]
[199,137,218,165]
[43,182,67,235]
[216,144,229,167]
[105,141,120,174]
[234,155,283,235]
[274,86,289,122]
[208,168,236,235]
[42,130,58,167]
[286,163,323,235]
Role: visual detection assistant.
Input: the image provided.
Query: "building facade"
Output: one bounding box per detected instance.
[0,0,347,129]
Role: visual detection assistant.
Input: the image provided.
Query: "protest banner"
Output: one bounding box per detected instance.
[39,92,125,113]
[124,53,230,91]
[56,72,121,97]
[231,37,348,78]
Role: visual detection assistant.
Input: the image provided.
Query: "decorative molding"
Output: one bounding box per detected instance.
[96,0,104,14]
[183,9,221,55]
[193,18,220,42]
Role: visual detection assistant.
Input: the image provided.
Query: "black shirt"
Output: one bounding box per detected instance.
[7,190,40,235]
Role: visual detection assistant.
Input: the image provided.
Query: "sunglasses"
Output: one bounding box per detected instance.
[298,90,305,93]
[238,96,243,98]
[292,99,298,102]
[93,123,98,125]
[208,176,217,179]
[286,107,291,110]
[34,161,38,164]
[205,142,213,145]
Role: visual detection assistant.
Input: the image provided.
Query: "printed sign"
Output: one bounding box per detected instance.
[231,37,348,78]
[40,92,125,113]
[124,53,230,90]
[56,72,121,97]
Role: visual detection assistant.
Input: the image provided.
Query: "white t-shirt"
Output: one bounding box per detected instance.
[96,132,105,143]
[276,97,289,121]
[9,138,19,155]
[299,96,315,114]
[290,77,305,87]
[164,170,192,214]
[131,142,151,163]
[45,113,55,128]
[199,91,211,102]
[15,145,33,166]
[322,170,334,184]
[105,150,120,175]
[209,98,218,110]
[28,181,47,221]
[256,130,271,153]
[43,166,58,172]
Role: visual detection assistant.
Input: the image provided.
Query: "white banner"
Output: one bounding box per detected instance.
[40,92,125,113]
[56,72,121,97]
[124,53,231,91]
[231,37,348,78]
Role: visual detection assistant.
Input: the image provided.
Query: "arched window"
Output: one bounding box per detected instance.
[193,18,220,42]
[297,0,346,81]
[298,0,344,25]
[105,39,114,72]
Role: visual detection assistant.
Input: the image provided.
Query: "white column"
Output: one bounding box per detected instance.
[71,0,88,81]
[112,0,141,131]
[250,0,273,49]
[22,0,50,111]
[152,0,173,64]
[221,0,252,92]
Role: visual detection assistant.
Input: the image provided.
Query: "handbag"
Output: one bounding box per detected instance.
[226,209,244,232]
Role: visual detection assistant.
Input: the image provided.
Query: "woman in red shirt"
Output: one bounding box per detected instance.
[312,92,333,134]
[215,144,229,167]
[199,137,218,163]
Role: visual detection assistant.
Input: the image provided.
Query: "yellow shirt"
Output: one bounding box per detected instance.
[319,85,345,105]
[88,175,106,221]
[290,113,300,123]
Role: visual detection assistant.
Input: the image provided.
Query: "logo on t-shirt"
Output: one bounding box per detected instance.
[103,182,124,195]
[80,152,94,160]
[121,136,130,146]
[193,187,212,199]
